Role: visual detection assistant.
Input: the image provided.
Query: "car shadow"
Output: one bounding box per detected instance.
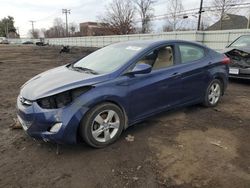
[229,78,250,85]
[32,103,207,155]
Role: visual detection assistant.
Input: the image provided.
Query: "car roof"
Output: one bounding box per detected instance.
[112,39,206,49]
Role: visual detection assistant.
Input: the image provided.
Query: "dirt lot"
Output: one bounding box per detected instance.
[0,45,249,188]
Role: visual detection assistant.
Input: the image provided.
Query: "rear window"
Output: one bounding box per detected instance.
[179,44,205,64]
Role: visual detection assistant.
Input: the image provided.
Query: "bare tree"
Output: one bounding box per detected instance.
[165,0,184,31]
[53,18,65,37]
[69,22,79,36]
[212,0,242,30]
[133,0,156,33]
[200,20,210,30]
[163,24,173,32]
[100,0,136,35]
[43,18,66,38]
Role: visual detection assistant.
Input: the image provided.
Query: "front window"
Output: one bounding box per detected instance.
[133,45,174,71]
[73,44,146,74]
[229,35,250,48]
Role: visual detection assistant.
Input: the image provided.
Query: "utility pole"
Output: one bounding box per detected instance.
[248,9,250,29]
[5,21,9,38]
[197,0,203,31]
[29,20,35,37]
[16,27,20,37]
[62,9,71,37]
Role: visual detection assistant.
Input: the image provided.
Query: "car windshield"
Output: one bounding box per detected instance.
[73,43,145,74]
[229,35,250,48]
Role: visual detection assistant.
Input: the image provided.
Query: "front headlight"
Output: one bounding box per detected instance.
[37,86,92,109]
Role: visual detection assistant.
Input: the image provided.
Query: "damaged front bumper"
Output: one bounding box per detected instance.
[225,48,250,79]
[16,95,89,144]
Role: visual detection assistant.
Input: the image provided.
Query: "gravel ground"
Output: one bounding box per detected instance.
[0,45,249,188]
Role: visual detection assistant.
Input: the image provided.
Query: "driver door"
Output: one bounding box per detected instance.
[127,44,183,122]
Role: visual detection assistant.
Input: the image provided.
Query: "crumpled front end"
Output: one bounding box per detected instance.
[16,95,89,144]
[225,48,250,79]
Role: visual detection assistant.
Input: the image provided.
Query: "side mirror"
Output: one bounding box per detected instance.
[130,63,152,75]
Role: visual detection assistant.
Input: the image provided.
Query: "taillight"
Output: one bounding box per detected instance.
[222,56,231,64]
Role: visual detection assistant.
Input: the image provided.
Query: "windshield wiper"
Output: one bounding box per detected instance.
[72,66,99,75]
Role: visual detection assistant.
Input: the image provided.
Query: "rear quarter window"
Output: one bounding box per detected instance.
[179,44,205,64]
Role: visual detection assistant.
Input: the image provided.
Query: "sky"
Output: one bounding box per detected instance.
[0,0,248,37]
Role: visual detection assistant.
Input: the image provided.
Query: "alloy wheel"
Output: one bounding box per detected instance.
[208,82,221,105]
[91,110,120,143]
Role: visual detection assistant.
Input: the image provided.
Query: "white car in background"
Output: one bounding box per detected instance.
[0,37,9,44]
[224,35,250,80]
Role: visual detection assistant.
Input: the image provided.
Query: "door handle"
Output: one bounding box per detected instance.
[172,72,181,76]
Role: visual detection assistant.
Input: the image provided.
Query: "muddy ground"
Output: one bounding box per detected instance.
[0,45,249,188]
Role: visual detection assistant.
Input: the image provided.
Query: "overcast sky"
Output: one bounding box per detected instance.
[0,0,248,37]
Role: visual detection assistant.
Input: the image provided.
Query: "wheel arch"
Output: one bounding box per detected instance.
[76,98,129,143]
[101,99,129,130]
[213,75,226,95]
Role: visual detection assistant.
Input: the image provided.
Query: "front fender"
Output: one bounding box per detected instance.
[73,84,130,127]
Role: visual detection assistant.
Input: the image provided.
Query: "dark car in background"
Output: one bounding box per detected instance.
[36,41,48,46]
[224,35,250,79]
[22,41,34,45]
[17,40,229,148]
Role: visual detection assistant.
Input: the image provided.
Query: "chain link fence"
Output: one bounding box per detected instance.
[8,29,250,50]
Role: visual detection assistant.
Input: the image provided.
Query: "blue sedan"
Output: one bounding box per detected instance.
[17,40,230,148]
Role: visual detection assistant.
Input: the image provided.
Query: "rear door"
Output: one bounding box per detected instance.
[176,43,211,103]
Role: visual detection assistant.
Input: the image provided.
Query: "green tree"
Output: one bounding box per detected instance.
[0,16,16,37]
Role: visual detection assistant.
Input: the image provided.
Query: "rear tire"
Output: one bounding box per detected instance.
[203,79,222,107]
[80,102,124,148]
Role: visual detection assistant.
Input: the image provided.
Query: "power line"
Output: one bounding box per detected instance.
[35,10,61,22]
[26,1,100,24]
[29,2,250,24]
[134,3,250,22]
[25,1,250,33]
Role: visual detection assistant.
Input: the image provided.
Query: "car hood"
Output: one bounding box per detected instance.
[222,47,250,54]
[20,65,110,100]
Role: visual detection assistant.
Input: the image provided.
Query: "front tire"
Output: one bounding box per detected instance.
[203,79,222,107]
[80,102,125,148]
